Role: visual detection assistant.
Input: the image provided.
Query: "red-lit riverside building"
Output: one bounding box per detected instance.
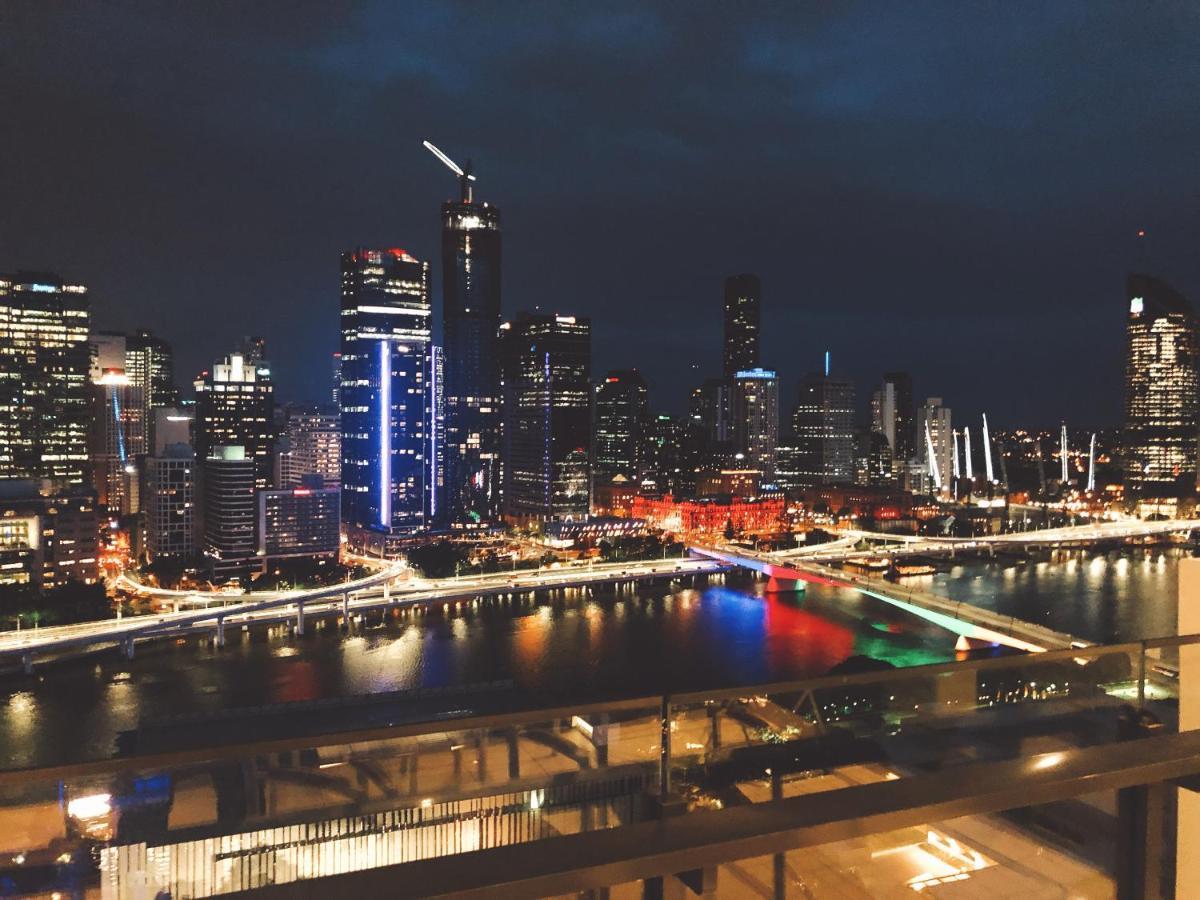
[631,491,784,535]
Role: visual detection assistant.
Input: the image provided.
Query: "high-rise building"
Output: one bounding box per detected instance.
[916,397,953,495]
[0,480,99,588]
[723,274,761,377]
[792,372,855,486]
[127,329,179,449]
[854,428,894,487]
[90,371,145,515]
[339,248,434,542]
[194,351,276,490]
[441,175,503,526]
[200,446,257,581]
[696,377,735,459]
[732,368,779,478]
[871,382,896,457]
[331,351,342,406]
[279,409,340,488]
[144,445,196,562]
[1124,273,1200,499]
[240,336,267,366]
[882,372,915,462]
[152,406,193,456]
[593,369,649,483]
[257,481,340,567]
[500,313,591,522]
[0,272,91,485]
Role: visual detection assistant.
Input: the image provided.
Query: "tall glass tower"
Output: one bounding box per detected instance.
[440,171,502,527]
[339,249,433,543]
[723,274,761,377]
[1124,273,1199,499]
[499,313,591,522]
[0,272,91,485]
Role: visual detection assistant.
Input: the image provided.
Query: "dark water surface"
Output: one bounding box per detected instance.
[0,549,1182,770]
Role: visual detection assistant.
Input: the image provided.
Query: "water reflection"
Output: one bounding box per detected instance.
[0,575,979,770]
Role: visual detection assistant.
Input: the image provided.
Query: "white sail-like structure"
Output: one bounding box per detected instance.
[1087,433,1097,492]
[1060,424,1069,483]
[982,414,995,483]
[926,420,942,490]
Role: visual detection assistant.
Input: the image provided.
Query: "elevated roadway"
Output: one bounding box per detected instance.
[0,557,727,673]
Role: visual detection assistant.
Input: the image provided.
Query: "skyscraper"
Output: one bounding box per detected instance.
[90,370,145,514]
[917,397,953,495]
[194,351,276,490]
[792,371,855,486]
[732,368,779,477]
[723,274,761,376]
[339,248,434,542]
[500,313,591,522]
[440,169,502,526]
[279,408,341,488]
[201,445,257,582]
[882,371,915,462]
[144,445,196,562]
[1124,273,1200,499]
[593,369,649,483]
[0,272,91,485]
[127,329,179,447]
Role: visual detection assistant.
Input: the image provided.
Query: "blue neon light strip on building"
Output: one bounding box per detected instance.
[379,339,391,527]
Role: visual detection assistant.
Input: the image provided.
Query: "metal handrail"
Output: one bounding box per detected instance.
[1,631,1195,787]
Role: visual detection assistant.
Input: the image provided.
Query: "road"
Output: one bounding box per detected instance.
[0,556,727,671]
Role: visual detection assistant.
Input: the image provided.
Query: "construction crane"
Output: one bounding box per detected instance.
[422,140,477,202]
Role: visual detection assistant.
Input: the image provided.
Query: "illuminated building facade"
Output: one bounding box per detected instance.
[0,272,91,485]
[500,313,591,522]
[723,273,761,376]
[916,397,953,495]
[593,369,649,483]
[733,368,779,478]
[90,372,146,515]
[144,445,196,561]
[1124,273,1200,498]
[257,481,340,565]
[0,481,99,588]
[126,329,178,447]
[339,248,433,540]
[642,413,703,497]
[630,491,784,535]
[792,372,855,486]
[194,351,276,490]
[442,195,502,526]
[881,371,914,462]
[279,409,341,488]
[200,446,256,581]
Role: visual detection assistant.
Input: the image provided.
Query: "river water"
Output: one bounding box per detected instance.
[0,548,1185,770]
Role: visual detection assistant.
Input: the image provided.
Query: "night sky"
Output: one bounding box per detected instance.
[4,2,1200,427]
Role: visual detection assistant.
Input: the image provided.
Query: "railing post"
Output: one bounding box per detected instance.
[1137,640,1146,710]
[659,694,672,797]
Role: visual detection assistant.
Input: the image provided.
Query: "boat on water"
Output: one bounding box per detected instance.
[844,557,890,572]
[892,561,937,577]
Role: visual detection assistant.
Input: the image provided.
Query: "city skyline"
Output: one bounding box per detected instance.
[6,4,1200,425]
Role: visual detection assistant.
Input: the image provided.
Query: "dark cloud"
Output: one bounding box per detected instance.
[3,0,1200,426]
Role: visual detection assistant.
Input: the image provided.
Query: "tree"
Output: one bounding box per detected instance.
[406,541,469,579]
